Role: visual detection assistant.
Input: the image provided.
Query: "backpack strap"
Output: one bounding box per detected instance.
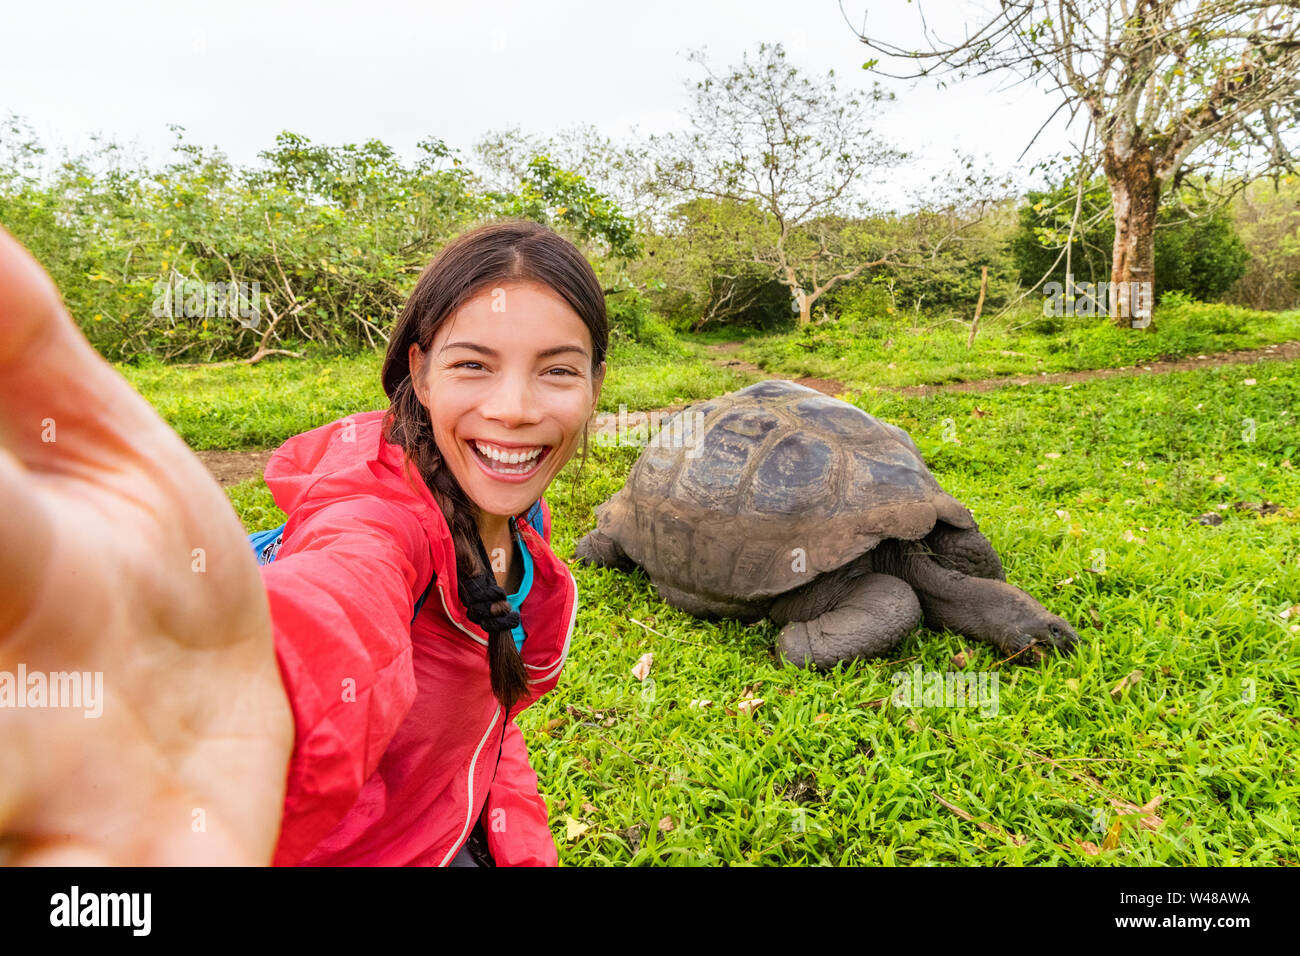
[523,499,545,539]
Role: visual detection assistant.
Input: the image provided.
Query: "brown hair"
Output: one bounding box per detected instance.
[381,218,608,712]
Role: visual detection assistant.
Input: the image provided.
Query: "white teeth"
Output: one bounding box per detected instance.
[473,441,544,466]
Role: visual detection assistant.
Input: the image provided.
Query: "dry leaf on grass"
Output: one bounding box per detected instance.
[1102,818,1124,851]
[1110,670,1143,697]
[631,652,654,681]
[565,816,589,841]
[932,791,1026,846]
[1108,795,1164,830]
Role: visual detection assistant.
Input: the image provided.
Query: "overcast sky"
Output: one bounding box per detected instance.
[2,0,1079,208]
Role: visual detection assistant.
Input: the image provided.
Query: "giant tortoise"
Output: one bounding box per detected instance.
[575,380,1080,668]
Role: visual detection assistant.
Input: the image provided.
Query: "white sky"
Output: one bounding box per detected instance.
[1,0,1078,208]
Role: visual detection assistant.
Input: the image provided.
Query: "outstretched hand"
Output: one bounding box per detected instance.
[0,226,292,864]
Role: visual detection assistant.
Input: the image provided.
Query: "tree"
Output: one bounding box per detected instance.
[484,154,639,260]
[650,42,909,326]
[849,1,1300,326]
[1011,174,1250,300]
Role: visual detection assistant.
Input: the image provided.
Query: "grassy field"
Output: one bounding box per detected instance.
[692,298,1300,390]
[206,332,1300,865]
[117,296,1300,454]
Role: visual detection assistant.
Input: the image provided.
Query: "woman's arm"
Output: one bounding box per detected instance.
[261,493,434,865]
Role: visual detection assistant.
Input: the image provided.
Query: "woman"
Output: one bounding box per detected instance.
[0,218,606,865]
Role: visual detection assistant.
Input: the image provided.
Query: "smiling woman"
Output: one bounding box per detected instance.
[261,218,607,866]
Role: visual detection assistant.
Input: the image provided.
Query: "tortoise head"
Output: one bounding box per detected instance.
[984,583,1082,659]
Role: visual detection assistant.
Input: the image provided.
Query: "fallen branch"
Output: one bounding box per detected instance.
[931,791,1027,846]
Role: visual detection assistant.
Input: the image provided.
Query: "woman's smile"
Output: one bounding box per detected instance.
[466,438,554,481]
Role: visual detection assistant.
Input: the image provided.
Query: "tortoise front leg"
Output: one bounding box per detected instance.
[924,522,1006,581]
[770,570,922,669]
[875,540,1081,657]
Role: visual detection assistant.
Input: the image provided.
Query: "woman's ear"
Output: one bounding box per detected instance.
[591,360,606,412]
[408,342,426,403]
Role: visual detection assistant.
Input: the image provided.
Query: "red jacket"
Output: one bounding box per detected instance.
[257,409,576,866]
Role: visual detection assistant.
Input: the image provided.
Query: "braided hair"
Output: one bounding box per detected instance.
[380,218,608,713]
[384,375,529,711]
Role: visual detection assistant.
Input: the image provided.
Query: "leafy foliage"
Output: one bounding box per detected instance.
[0,119,644,363]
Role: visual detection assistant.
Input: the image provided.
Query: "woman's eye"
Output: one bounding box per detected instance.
[451,362,577,376]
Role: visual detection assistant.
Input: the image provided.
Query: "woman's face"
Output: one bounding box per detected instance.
[410,279,605,520]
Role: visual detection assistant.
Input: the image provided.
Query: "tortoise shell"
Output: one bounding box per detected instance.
[590,380,975,600]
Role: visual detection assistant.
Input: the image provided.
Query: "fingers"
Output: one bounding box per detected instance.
[0,226,170,475]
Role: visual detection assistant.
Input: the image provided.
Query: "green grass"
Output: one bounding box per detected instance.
[223,352,1300,865]
[684,298,1300,391]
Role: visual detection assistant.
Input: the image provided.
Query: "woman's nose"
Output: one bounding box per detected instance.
[480,374,543,426]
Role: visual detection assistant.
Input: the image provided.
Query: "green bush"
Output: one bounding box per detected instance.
[1154,208,1250,301]
[605,287,677,349]
[1155,291,1253,335]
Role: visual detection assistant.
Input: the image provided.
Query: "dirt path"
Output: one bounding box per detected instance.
[193,449,277,488]
[886,339,1300,397]
[194,339,1300,487]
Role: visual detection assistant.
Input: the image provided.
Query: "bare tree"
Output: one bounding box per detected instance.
[847,1,1300,326]
[650,42,910,326]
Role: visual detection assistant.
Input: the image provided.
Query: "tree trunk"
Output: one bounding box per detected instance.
[1104,145,1159,329]
[967,265,989,349]
[794,289,811,326]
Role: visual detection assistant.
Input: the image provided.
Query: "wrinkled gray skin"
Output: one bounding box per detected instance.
[574,381,1081,670]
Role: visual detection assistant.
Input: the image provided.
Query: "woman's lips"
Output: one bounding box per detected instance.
[466,439,552,482]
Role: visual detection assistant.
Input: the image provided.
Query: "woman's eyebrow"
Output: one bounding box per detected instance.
[441,342,588,360]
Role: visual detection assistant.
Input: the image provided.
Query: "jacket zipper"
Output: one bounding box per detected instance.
[437,517,554,864]
[439,702,502,866]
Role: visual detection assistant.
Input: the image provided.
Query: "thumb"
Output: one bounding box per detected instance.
[0,224,175,475]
